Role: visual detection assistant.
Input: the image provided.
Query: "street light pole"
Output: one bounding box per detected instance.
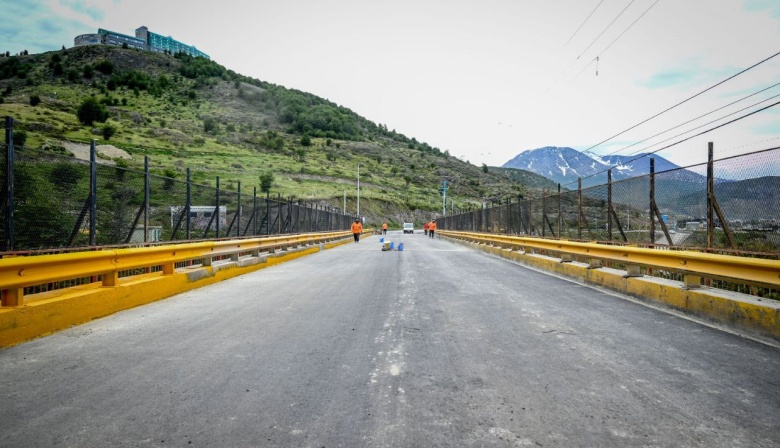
[357,163,361,218]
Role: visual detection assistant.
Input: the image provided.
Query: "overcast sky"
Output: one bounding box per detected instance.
[3,0,780,169]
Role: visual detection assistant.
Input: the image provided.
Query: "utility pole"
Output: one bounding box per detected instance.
[357,163,361,217]
[441,180,447,216]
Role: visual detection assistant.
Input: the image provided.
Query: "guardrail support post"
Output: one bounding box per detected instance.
[1,288,23,307]
[683,274,702,289]
[587,259,602,269]
[624,265,642,278]
[102,271,118,287]
[162,262,175,275]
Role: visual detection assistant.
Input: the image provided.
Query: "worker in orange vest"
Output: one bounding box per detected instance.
[351,219,363,243]
[428,219,437,238]
[423,221,429,236]
[381,222,388,235]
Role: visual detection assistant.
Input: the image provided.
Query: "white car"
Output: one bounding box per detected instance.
[403,223,414,234]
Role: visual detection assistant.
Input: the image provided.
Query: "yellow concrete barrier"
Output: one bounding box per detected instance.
[442,232,780,343]
[0,232,352,347]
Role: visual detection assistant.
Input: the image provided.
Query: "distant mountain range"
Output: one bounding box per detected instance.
[500,146,780,221]
[501,146,701,187]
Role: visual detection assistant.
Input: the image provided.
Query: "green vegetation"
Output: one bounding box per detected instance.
[0,45,539,227]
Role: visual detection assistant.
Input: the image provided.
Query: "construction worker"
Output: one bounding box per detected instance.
[428,219,437,238]
[351,218,363,243]
[423,221,429,236]
[382,222,388,235]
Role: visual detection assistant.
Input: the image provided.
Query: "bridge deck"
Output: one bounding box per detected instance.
[1,232,778,447]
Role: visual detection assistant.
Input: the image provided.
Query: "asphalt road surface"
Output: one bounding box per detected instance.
[1,231,779,447]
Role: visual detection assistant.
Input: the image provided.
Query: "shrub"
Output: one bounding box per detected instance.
[300,134,311,146]
[83,65,94,79]
[12,130,27,147]
[95,60,114,75]
[203,117,219,134]
[259,172,273,193]
[29,94,40,106]
[102,124,117,140]
[76,97,108,125]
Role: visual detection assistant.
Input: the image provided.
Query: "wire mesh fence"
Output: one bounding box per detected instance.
[440,145,780,256]
[0,137,352,253]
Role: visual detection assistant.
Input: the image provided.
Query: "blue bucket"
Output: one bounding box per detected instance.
[397,243,404,251]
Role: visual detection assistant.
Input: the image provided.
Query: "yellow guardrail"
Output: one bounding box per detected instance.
[0,231,351,307]
[440,230,780,289]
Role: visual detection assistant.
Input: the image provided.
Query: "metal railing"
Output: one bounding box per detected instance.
[440,142,780,256]
[1,116,353,253]
[0,231,351,307]
[440,230,780,291]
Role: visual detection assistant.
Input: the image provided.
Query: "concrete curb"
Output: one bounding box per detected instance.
[447,238,780,343]
[0,238,352,348]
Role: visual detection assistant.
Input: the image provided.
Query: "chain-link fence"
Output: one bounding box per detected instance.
[441,145,780,255]
[1,118,352,253]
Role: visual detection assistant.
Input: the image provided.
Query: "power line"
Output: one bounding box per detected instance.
[563,0,605,48]
[563,99,780,188]
[598,0,662,57]
[579,49,780,156]
[568,0,662,84]
[593,81,780,161]
[623,92,780,157]
[577,0,638,60]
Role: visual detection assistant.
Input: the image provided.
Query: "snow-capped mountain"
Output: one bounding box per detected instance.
[501,146,700,187]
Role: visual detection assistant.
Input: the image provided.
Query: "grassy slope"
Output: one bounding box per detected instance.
[0,46,537,227]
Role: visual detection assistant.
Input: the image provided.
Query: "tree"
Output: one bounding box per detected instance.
[482,163,488,173]
[259,172,274,193]
[77,97,109,125]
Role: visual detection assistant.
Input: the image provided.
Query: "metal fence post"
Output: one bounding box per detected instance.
[578,178,582,240]
[649,159,655,246]
[707,142,714,249]
[608,169,613,241]
[215,176,220,238]
[253,187,257,236]
[143,156,150,242]
[185,168,191,240]
[90,140,97,246]
[542,191,546,237]
[4,116,14,251]
[557,183,561,238]
[237,180,242,238]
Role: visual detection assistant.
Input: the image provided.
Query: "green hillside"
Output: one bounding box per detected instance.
[0,45,536,226]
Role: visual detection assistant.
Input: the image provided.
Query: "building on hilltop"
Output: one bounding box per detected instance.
[74,26,209,60]
[135,26,209,59]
